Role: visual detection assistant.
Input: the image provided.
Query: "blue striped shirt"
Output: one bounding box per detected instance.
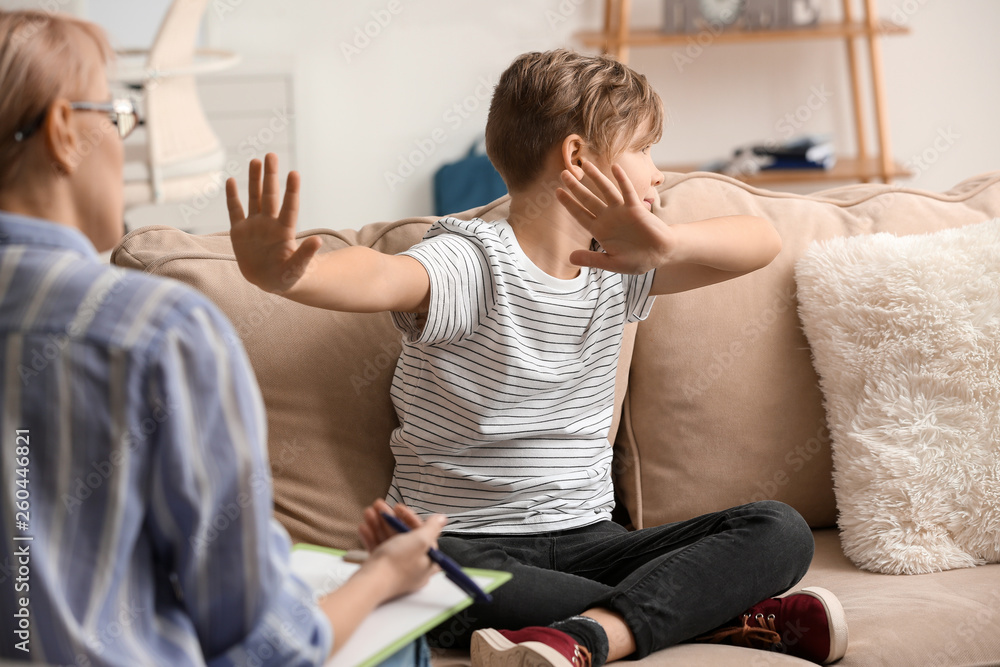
[0,212,331,665]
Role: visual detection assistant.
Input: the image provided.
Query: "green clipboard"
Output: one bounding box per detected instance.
[291,543,511,667]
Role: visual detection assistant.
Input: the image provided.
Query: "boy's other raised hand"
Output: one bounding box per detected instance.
[556,160,677,275]
[226,153,323,293]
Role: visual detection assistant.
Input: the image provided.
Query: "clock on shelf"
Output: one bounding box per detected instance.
[663,0,821,33]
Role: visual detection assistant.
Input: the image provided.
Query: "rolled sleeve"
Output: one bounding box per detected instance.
[392,226,490,345]
[210,524,333,667]
[623,269,657,323]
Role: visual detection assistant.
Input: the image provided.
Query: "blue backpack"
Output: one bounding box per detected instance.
[433,140,508,216]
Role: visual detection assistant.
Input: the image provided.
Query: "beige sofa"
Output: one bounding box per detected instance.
[111,170,1000,666]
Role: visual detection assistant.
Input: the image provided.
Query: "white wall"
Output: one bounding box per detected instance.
[5,0,999,230]
[200,0,604,229]
[207,0,1000,228]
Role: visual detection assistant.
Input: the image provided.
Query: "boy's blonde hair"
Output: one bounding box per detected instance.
[0,10,112,191]
[485,49,663,191]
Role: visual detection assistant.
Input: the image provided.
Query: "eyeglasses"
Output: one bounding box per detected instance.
[12,98,140,143]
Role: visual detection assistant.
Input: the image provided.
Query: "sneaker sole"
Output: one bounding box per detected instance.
[799,586,849,663]
[471,629,574,667]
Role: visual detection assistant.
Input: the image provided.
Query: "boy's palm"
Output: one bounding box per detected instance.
[556,161,676,274]
[226,153,322,293]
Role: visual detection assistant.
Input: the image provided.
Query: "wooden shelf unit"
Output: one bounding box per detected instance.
[584,0,911,185]
[665,156,911,186]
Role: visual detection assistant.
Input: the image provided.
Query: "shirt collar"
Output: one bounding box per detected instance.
[0,210,99,260]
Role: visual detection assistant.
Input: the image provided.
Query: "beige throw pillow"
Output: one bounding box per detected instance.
[794,219,1000,574]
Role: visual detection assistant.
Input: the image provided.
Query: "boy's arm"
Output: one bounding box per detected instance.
[226,153,429,313]
[556,161,782,296]
[643,214,783,295]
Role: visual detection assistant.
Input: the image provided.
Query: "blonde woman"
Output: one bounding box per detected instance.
[0,10,441,666]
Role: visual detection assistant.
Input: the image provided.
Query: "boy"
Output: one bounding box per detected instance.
[227,50,848,666]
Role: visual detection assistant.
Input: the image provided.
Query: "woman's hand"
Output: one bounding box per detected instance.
[358,499,446,600]
[319,500,446,656]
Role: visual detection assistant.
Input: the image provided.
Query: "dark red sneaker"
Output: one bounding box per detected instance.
[471,627,592,667]
[695,586,849,664]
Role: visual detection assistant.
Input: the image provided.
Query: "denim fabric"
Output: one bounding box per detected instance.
[430,500,814,659]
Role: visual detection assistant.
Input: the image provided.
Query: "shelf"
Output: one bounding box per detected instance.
[588,0,908,186]
[577,20,909,49]
[659,157,912,185]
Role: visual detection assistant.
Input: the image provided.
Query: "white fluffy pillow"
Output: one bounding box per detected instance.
[795,219,1000,575]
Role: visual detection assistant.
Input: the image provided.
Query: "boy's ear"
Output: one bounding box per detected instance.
[560,134,586,180]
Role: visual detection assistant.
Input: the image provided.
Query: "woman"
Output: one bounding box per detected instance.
[0,10,440,665]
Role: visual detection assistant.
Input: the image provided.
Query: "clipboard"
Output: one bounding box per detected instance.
[291,543,511,667]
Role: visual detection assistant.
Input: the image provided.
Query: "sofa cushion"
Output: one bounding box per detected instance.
[618,170,1000,530]
[111,197,640,548]
[432,531,1000,666]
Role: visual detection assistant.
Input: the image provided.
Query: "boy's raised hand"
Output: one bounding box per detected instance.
[556,160,677,274]
[226,153,323,293]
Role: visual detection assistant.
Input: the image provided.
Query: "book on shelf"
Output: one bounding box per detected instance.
[742,134,836,170]
[702,134,836,175]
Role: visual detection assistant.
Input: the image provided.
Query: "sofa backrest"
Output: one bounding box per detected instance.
[111,198,637,548]
[113,169,1000,545]
[618,169,1000,530]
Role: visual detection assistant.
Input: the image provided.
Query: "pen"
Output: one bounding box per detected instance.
[380,511,493,604]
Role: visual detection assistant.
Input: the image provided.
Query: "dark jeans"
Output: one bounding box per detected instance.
[429,500,814,659]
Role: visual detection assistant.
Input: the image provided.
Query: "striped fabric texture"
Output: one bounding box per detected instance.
[0,212,330,666]
[389,218,655,534]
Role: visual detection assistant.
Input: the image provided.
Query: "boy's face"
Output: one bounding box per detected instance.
[585,124,664,211]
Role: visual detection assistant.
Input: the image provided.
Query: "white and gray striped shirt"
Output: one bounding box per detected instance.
[389,218,655,534]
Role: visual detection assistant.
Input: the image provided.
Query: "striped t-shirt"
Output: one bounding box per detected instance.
[389,217,655,534]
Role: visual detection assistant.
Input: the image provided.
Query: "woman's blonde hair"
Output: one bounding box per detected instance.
[0,10,112,191]
[485,49,663,191]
